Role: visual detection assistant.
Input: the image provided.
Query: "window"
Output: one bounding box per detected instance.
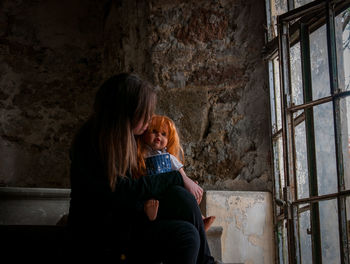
[265,0,350,263]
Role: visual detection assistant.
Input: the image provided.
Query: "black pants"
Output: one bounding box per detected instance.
[128,186,215,264]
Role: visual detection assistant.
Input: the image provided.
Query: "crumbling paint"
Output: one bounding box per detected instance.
[202,191,274,264]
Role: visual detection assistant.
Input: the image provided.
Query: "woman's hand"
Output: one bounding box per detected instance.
[179,168,203,204]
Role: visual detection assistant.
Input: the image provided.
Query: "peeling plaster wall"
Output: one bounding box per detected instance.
[1,0,271,191]
[201,191,274,264]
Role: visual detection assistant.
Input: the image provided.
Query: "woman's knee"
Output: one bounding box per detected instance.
[175,221,200,245]
[166,185,198,208]
[159,186,201,221]
[168,222,200,263]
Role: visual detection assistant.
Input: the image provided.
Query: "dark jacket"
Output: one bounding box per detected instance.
[67,119,184,251]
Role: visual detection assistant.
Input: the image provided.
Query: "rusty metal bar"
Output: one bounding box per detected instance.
[287,90,350,112]
[279,18,300,264]
[326,2,349,263]
[272,129,283,139]
[288,95,333,112]
[300,21,322,264]
[293,112,305,127]
[293,190,350,205]
[272,112,305,139]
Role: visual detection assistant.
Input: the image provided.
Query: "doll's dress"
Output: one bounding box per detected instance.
[145,146,183,176]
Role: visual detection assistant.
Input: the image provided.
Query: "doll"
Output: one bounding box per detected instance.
[137,115,216,232]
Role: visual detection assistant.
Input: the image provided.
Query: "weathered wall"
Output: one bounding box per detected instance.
[0,0,271,191]
[0,0,106,187]
[201,191,274,263]
[148,0,272,190]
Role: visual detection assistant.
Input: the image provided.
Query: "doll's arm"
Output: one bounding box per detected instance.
[179,168,203,204]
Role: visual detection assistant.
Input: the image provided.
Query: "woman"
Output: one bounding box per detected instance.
[67,73,216,264]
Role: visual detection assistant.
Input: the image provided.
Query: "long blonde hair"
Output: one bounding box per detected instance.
[93,73,156,190]
[135,115,184,178]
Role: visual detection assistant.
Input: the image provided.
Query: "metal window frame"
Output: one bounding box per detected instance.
[266,0,350,263]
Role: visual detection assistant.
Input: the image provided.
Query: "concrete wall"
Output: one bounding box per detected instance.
[0,0,271,191]
[201,191,275,264]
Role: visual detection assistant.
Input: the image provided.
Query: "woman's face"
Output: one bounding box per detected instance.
[133,117,150,135]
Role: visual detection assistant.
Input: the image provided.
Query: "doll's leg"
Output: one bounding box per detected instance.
[202,216,216,232]
[144,199,159,221]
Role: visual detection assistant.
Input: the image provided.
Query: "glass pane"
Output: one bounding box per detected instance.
[314,102,337,195]
[277,221,284,263]
[274,136,285,216]
[335,9,350,91]
[274,58,283,130]
[269,60,277,133]
[290,42,304,106]
[278,220,289,264]
[347,196,350,246]
[294,120,310,199]
[278,136,286,190]
[294,0,314,9]
[273,142,281,217]
[310,23,331,100]
[298,205,312,263]
[340,96,350,190]
[269,0,288,40]
[319,199,341,264]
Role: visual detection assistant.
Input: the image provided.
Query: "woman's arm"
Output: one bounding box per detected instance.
[69,133,184,211]
[113,171,184,207]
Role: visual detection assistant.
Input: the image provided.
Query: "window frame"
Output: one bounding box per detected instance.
[265,0,350,263]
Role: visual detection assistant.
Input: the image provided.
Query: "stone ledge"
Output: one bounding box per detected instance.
[0,187,70,225]
[0,186,71,199]
[206,226,223,261]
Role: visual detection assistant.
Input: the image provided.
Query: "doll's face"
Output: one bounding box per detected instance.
[144,127,168,151]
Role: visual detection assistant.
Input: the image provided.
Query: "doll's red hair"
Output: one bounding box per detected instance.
[135,115,184,178]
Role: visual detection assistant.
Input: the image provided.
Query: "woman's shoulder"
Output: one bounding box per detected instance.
[70,118,95,156]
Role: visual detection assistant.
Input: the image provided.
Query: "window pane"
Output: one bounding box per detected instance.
[335,9,350,91]
[347,196,350,246]
[278,136,285,190]
[294,120,309,199]
[269,61,277,133]
[294,0,314,9]
[314,102,337,195]
[269,0,288,40]
[310,24,331,100]
[319,199,341,264]
[277,221,284,264]
[273,141,282,217]
[340,96,350,190]
[290,42,304,106]
[274,137,285,208]
[277,220,289,264]
[274,58,283,130]
[298,205,312,263]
